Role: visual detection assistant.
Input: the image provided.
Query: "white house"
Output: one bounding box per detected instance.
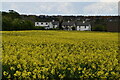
[52,20,59,29]
[35,21,91,31]
[76,21,91,31]
[62,21,75,30]
[35,22,53,29]
[35,21,59,29]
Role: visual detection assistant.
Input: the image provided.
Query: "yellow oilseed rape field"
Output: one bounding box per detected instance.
[1,30,120,79]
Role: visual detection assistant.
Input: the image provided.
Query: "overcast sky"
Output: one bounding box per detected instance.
[1,0,119,2]
[1,0,119,15]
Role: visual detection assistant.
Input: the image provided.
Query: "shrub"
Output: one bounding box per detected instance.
[92,24,107,31]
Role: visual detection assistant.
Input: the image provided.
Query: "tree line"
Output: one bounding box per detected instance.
[2,10,37,31]
[1,10,109,31]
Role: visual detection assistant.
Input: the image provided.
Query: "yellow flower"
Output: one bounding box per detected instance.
[17,64,21,68]
[67,68,71,70]
[14,71,21,76]
[10,67,15,70]
[78,67,82,71]
[3,71,8,76]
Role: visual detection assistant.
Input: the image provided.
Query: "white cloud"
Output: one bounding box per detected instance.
[35,3,75,14]
[2,2,118,15]
[3,2,75,14]
[100,0,119,2]
[56,3,75,14]
[2,0,119,2]
[83,2,118,15]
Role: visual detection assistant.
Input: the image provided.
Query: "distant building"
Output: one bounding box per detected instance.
[76,21,91,31]
[52,20,59,29]
[35,20,91,31]
[61,21,91,31]
[35,22,53,29]
[62,21,75,30]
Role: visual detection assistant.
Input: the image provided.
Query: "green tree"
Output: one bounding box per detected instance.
[2,16,13,31]
[8,10,20,19]
[12,19,34,30]
[92,24,107,31]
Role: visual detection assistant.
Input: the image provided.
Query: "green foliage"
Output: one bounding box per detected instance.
[8,10,20,19]
[34,26,45,30]
[12,19,22,30]
[72,27,76,30]
[92,24,107,31]
[49,28,59,30]
[12,19,34,30]
[2,16,13,30]
[2,31,119,79]
[2,10,34,31]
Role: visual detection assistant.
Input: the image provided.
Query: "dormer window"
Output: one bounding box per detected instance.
[52,20,55,22]
[83,21,85,23]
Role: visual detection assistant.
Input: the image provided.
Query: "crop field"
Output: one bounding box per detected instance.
[1,30,119,79]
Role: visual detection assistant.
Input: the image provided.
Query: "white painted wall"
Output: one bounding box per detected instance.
[53,25,58,28]
[35,22,53,29]
[77,26,80,30]
[49,23,52,28]
[35,22,50,26]
[77,25,91,31]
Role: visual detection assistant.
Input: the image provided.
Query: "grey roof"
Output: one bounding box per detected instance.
[75,21,90,26]
[52,21,59,25]
[62,21,75,26]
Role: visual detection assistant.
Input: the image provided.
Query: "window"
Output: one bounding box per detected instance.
[35,22,39,26]
[81,26,85,28]
[86,26,89,28]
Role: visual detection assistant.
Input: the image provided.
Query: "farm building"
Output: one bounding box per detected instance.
[35,22,53,29]
[61,21,91,31]
[52,20,59,29]
[76,21,91,31]
[35,20,92,31]
[62,21,75,30]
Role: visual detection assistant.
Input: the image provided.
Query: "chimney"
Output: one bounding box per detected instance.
[83,21,85,23]
[52,20,55,22]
